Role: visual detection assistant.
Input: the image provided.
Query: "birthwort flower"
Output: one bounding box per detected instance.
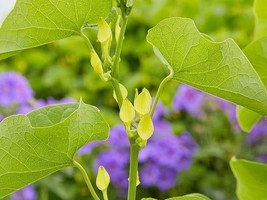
[173,84,206,117]
[11,185,37,200]
[0,72,34,107]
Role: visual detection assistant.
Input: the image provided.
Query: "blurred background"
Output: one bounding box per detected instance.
[1,0,267,200]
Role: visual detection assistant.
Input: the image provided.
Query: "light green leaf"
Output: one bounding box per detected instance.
[237,106,261,132]
[254,0,267,40]
[236,0,267,131]
[147,17,267,115]
[0,0,112,59]
[230,158,267,200]
[0,101,109,198]
[166,193,211,200]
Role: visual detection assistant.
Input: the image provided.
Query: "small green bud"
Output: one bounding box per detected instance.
[97,18,112,43]
[134,88,152,115]
[120,98,135,123]
[113,83,128,102]
[96,166,110,191]
[90,50,103,75]
[137,114,154,140]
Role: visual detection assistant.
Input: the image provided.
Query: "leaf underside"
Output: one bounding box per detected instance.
[147,17,267,116]
[0,0,112,59]
[0,101,109,198]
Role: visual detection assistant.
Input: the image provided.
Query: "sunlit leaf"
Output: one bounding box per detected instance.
[0,101,109,198]
[147,17,267,115]
[0,0,112,59]
[230,158,267,200]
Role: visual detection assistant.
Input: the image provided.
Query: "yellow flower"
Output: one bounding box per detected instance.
[137,114,154,140]
[120,98,135,123]
[96,166,110,191]
[134,88,152,115]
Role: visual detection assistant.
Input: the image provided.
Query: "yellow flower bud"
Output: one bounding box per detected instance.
[137,114,154,140]
[97,18,112,43]
[115,15,121,43]
[96,166,110,191]
[120,98,135,123]
[90,50,103,75]
[134,88,152,115]
[113,83,128,102]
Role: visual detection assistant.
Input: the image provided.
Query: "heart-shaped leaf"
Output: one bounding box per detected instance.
[230,158,267,200]
[0,0,112,60]
[0,101,109,198]
[147,17,267,115]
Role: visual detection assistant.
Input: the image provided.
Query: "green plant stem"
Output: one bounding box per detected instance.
[103,190,108,200]
[73,160,100,200]
[111,78,123,107]
[150,66,174,117]
[112,15,128,79]
[81,28,94,50]
[127,144,140,200]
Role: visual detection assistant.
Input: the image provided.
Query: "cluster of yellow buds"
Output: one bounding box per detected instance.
[117,85,154,147]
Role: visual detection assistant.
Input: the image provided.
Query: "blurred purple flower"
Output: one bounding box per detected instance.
[213,97,240,131]
[173,84,205,117]
[106,124,129,148]
[153,101,168,122]
[156,168,177,191]
[94,149,129,188]
[0,114,3,122]
[139,163,161,187]
[247,120,267,145]
[11,185,37,200]
[0,72,34,107]
[16,97,76,114]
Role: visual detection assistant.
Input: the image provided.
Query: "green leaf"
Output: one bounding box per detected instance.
[147,17,267,115]
[230,158,267,200]
[236,0,267,131]
[254,0,267,40]
[237,106,261,132]
[0,0,112,59]
[0,101,109,198]
[166,193,211,200]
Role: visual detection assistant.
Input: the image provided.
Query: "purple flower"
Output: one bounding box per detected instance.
[213,97,240,131]
[16,97,76,114]
[0,72,34,107]
[153,101,168,122]
[173,84,205,117]
[247,120,267,145]
[139,163,161,187]
[78,140,103,155]
[156,168,177,191]
[0,114,3,122]
[106,124,129,148]
[11,185,37,200]
[94,149,129,188]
